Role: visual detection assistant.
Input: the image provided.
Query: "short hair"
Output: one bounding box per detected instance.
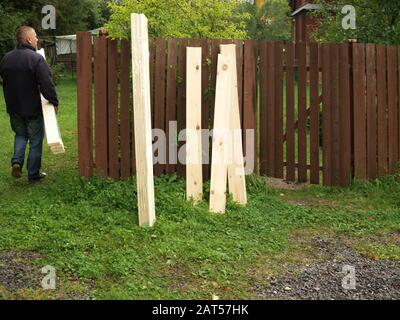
[16,26,35,44]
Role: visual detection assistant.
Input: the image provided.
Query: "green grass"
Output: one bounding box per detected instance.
[0,78,399,300]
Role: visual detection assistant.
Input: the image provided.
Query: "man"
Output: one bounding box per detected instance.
[0,26,59,182]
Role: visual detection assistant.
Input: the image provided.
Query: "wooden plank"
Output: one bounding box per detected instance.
[376,45,388,177]
[388,46,398,174]
[149,38,156,129]
[186,47,203,202]
[322,43,332,186]
[177,39,188,178]
[274,42,284,179]
[297,42,307,183]
[120,40,132,179]
[200,39,211,181]
[266,42,275,177]
[93,36,107,177]
[131,13,156,227]
[37,49,65,154]
[209,53,232,213]
[352,43,367,179]
[330,44,340,186]
[210,40,221,127]
[221,44,247,206]
[107,39,120,180]
[235,40,244,125]
[166,39,178,175]
[339,43,351,186]
[285,42,296,182]
[154,38,167,176]
[259,41,268,175]
[310,42,320,184]
[243,40,258,176]
[366,44,377,180]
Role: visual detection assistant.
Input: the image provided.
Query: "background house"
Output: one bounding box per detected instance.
[289,0,323,43]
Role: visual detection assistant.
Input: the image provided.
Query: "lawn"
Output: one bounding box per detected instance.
[0,77,399,300]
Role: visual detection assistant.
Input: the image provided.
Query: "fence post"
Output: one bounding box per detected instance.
[77,32,94,178]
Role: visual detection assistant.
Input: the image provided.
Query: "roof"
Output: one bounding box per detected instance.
[55,28,101,41]
[291,3,322,16]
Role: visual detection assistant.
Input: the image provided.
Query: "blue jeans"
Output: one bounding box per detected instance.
[9,113,44,180]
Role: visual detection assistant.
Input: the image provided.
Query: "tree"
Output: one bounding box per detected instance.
[0,3,26,56]
[243,0,293,41]
[312,0,400,44]
[106,0,251,39]
[0,0,110,57]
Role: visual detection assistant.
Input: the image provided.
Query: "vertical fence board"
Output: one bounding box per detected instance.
[352,43,367,179]
[210,40,221,127]
[107,39,120,180]
[285,42,296,182]
[149,39,156,128]
[235,40,244,124]
[266,42,276,176]
[120,40,132,179]
[310,43,319,184]
[376,45,388,177]
[93,36,108,177]
[366,44,377,180]
[77,32,94,177]
[243,40,258,176]
[177,39,188,178]
[388,46,399,174]
[322,44,332,186]
[154,38,167,176]
[310,43,320,184]
[200,39,210,181]
[166,39,178,175]
[274,42,284,178]
[259,41,268,175]
[297,42,307,182]
[339,43,351,186]
[330,44,340,186]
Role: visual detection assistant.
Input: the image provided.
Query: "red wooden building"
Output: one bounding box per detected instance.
[289,0,323,43]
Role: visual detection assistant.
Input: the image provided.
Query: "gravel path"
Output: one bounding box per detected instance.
[254,237,400,300]
[0,251,42,294]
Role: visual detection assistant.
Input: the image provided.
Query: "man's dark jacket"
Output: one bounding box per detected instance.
[0,44,59,117]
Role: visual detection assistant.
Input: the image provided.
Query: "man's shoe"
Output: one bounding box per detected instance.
[11,163,22,179]
[28,172,47,183]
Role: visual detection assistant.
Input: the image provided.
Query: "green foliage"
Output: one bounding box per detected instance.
[49,63,66,86]
[243,0,293,40]
[312,0,400,44]
[0,0,110,57]
[106,0,251,39]
[0,4,26,58]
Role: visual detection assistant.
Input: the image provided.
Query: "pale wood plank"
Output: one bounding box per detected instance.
[186,47,203,203]
[131,13,156,227]
[209,53,233,213]
[220,44,247,205]
[37,49,65,154]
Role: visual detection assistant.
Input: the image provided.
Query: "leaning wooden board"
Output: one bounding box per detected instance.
[37,49,65,154]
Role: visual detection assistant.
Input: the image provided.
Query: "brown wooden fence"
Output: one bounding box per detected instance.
[76,32,400,186]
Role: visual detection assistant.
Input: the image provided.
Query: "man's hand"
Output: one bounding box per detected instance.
[54,106,58,114]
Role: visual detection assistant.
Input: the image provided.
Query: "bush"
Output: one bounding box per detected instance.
[49,63,66,86]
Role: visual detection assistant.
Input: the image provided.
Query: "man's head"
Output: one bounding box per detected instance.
[16,26,38,50]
